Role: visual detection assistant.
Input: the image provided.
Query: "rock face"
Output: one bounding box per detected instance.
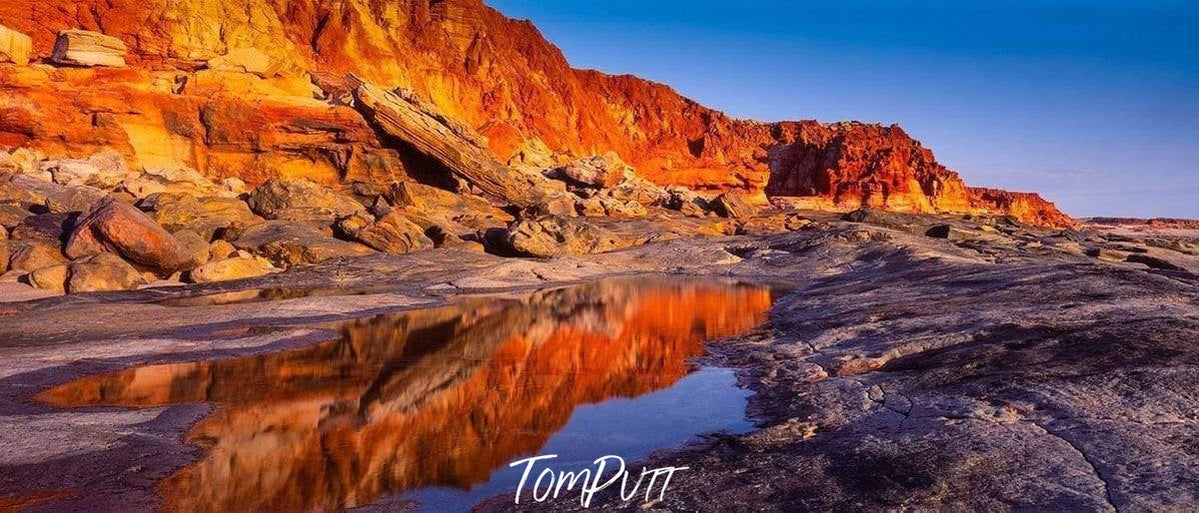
[351,81,548,207]
[207,48,284,78]
[51,30,127,67]
[65,196,195,273]
[504,215,630,257]
[0,0,1071,227]
[0,24,31,65]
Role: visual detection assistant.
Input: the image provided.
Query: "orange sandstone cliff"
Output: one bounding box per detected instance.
[0,0,1072,226]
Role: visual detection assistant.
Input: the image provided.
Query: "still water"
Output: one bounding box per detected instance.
[40,278,781,511]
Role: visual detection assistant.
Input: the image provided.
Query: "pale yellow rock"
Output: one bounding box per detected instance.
[206,48,282,78]
[189,256,277,283]
[51,30,127,67]
[0,24,33,66]
[27,264,69,294]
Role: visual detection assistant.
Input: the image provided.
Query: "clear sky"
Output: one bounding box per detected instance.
[488,0,1198,218]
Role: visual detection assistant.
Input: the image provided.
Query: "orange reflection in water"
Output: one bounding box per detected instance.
[40,280,774,512]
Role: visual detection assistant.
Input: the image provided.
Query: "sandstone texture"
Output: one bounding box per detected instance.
[65,196,195,273]
[0,0,1070,226]
[0,24,31,65]
[0,212,1196,511]
[51,29,127,67]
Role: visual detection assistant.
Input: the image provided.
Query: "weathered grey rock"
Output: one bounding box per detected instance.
[8,213,73,246]
[665,186,710,217]
[1125,254,1187,272]
[233,221,374,266]
[711,191,757,219]
[504,215,630,257]
[738,214,813,236]
[337,212,433,255]
[247,179,366,225]
[0,24,32,66]
[65,196,195,273]
[46,151,133,190]
[122,166,230,198]
[4,175,107,214]
[51,30,127,67]
[1086,247,1129,262]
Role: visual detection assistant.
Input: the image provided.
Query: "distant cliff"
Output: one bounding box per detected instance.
[0,0,1073,226]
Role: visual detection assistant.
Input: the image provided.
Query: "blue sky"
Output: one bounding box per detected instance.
[488,0,1199,218]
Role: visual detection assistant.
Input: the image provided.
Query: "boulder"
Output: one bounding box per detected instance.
[711,191,757,219]
[337,212,433,255]
[65,253,146,293]
[206,48,283,78]
[0,240,8,273]
[6,241,67,272]
[0,148,42,176]
[208,239,238,261]
[189,256,277,284]
[9,212,74,245]
[597,197,648,218]
[504,215,630,257]
[233,221,374,266]
[525,195,578,218]
[26,264,69,294]
[173,230,211,267]
[384,181,513,236]
[666,187,710,217]
[247,179,366,225]
[144,193,260,240]
[65,196,195,273]
[0,203,34,230]
[0,24,32,66]
[51,30,127,67]
[842,209,929,235]
[738,214,813,236]
[550,153,629,188]
[49,29,127,67]
[5,175,107,214]
[122,166,230,198]
[925,224,965,240]
[46,150,133,190]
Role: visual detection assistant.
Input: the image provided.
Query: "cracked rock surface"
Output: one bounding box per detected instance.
[1,213,1197,512]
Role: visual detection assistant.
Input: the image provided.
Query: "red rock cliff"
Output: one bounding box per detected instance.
[0,0,1072,226]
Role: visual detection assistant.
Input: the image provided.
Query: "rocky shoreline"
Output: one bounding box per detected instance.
[1,209,1197,511]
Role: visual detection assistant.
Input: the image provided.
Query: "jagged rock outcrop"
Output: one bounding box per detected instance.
[0,0,1072,226]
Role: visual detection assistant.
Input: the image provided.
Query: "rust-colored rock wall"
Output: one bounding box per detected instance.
[0,0,1073,226]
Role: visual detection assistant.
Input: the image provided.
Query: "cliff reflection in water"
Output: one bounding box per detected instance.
[40,279,776,512]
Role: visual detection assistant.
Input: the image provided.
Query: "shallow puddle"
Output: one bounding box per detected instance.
[39,277,781,511]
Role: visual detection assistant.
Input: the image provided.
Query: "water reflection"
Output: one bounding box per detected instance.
[40,279,776,512]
